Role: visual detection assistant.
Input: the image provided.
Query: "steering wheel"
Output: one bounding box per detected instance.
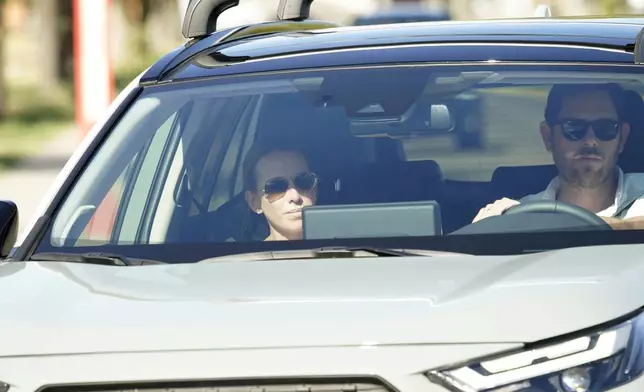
[503,200,611,228]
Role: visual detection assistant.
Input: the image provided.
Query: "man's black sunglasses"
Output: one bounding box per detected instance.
[554,118,621,142]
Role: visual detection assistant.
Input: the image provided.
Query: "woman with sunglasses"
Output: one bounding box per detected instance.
[243,143,319,241]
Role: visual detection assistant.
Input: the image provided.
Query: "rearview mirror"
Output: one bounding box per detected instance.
[0,201,18,258]
[350,103,455,138]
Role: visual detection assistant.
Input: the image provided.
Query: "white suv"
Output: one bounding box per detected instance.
[3,1,644,392]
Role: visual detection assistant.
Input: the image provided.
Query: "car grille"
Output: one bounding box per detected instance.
[39,378,394,392]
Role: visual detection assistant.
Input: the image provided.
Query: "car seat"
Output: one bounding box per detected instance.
[490,164,558,201]
[618,89,644,173]
[337,160,444,204]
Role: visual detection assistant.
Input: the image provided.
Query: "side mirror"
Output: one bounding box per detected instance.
[0,201,18,258]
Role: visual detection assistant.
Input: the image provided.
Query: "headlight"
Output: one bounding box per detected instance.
[427,311,644,392]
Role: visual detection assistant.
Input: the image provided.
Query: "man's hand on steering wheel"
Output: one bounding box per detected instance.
[474,199,613,229]
[473,197,520,223]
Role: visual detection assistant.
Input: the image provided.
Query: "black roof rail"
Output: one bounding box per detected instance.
[181,0,316,40]
[635,27,644,64]
[277,0,314,21]
[182,0,240,40]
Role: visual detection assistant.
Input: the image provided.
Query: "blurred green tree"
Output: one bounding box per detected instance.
[119,0,153,67]
[0,0,7,118]
[601,0,627,13]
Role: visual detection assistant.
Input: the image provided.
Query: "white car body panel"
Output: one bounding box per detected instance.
[0,345,517,392]
[3,348,644,392]
[2,243,644,357]
[5,34,644,392]
[2,243,644,391]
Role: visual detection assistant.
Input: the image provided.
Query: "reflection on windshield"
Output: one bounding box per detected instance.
[37,63,644,262]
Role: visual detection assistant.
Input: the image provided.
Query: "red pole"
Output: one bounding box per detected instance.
[73,0,117,240]
[72,0,83,135]
[73,0,114,140]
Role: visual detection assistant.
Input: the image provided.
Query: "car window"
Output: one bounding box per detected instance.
[72,152,139,246]
[53,103,183,247]
[37,63,644,261]
[402,86,555,181]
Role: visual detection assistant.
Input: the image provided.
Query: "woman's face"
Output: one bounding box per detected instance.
[246,150,317,240]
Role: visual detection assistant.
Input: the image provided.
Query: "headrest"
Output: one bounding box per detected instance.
[618,90,644,173]
[354,160,443,181]
[491,164,557,199]
[338,160,444,203]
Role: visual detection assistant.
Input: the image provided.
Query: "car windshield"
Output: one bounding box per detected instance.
[33,63,644,262]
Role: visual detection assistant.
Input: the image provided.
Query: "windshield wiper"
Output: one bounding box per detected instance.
[28,252,167,266]
[198,246,441,263]
[331,246,419,257]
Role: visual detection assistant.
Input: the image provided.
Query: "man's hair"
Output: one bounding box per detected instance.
[544,83,627,125]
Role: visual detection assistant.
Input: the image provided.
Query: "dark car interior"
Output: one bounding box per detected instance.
[176,78,644,242]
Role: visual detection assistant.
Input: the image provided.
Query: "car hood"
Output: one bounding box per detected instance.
[1,243,643,356]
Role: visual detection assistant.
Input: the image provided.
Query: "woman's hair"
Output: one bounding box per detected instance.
[242,140,309,193]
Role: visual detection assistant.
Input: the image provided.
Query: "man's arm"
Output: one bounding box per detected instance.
[601,216,644,230]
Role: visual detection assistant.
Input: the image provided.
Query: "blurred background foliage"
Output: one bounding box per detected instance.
[0,0,637,164]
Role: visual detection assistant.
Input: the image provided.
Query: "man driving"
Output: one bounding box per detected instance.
[473,83,644,230]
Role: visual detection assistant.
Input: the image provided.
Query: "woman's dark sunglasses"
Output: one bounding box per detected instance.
[262,171,319,202]
[556,119,621,142]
